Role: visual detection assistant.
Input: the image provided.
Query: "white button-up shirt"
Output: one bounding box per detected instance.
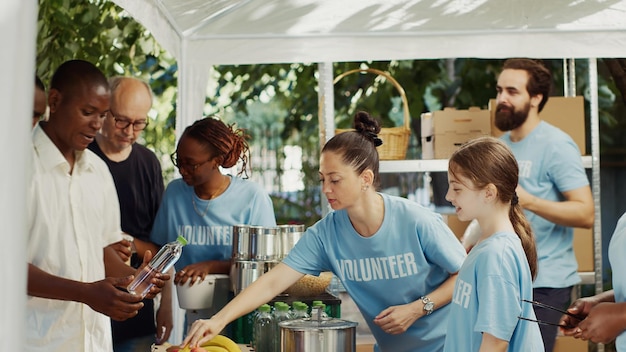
[26,125,122,352]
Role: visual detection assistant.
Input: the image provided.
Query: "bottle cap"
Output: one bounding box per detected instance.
[176,235,188,246]
[258,304,271,312]
[276,303,290,311]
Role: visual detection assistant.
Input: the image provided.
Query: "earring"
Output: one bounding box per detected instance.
[361,185,369,192]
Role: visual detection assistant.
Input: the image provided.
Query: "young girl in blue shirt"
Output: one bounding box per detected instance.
[443,137,544,352]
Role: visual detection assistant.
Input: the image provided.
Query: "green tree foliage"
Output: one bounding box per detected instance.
[36,0,178,179]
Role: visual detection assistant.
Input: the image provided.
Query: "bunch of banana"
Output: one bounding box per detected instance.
[200,335,241,352]
[165,335,241,352]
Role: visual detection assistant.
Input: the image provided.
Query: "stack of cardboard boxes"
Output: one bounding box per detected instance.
[424,96,590,352]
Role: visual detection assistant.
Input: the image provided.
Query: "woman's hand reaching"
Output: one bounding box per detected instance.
[181,317,227,349]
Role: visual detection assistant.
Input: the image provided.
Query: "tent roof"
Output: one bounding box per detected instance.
[108,0,625,145]
[112,0,626,65]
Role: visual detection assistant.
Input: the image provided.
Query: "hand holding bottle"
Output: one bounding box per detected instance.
[83,276,145,321]
[127,249,171,299]
[127,236,186,298]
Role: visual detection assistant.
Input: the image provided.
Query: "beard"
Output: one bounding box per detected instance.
[494,102,530,131]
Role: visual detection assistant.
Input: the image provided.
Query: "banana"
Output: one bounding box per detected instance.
[201,335,241,352]
[202,346,229,352]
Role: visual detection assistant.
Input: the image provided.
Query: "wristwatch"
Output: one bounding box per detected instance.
[420,296,435,315]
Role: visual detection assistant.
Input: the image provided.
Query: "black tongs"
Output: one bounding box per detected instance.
[518,299,585,329]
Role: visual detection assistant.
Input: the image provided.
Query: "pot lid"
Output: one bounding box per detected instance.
[279,318,358,330]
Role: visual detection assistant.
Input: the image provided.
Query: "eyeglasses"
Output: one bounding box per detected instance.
[170,153,212,173]
[113,117,149,131]
[109,110,149,131]
[518,299,585,329]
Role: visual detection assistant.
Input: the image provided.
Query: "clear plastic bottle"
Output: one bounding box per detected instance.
[291,301,310,319]
[273,302,292,322]
[273,302,292,350]
[311,302,329,319]
[253,304,274,352]
[127,235,188,298]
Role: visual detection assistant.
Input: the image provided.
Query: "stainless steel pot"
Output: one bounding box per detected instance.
[232,224,253,260]
[229,260,279,295]
[277,224,305,260]
[250,226,278,261]
[279,308,358,352]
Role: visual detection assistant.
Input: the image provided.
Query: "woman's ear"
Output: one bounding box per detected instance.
[360,169,374,189]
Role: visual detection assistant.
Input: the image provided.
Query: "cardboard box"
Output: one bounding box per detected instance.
[553,335,589,352]
[433,107,491,159]
[489,96,586,155]
[573,227,594,272]
[356,344,374,352]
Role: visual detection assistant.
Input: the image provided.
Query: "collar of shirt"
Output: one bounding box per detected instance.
[32,125,96,174]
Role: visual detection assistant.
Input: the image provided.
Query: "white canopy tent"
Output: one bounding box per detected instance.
[3,0,626,348]
[109,0,626,134]
[107,0,626,346]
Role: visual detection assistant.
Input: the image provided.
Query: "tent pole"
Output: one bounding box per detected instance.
[318,62,334,217]
[3,1,35,350]
[588,57,604,352]
[563,58,576,97]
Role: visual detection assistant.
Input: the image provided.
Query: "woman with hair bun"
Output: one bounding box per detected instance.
[181,111,467,352]
[150,116,277,330]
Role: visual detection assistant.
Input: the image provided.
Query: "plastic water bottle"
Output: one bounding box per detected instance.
[292,301,310,319]
[311,300,322,311]
[311,302,329,319]
[272,302,292,348]
[274,302,293,320]
[127,235,188,298]
[253,304,274,352]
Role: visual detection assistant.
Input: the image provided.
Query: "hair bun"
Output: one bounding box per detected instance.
[366,131,383,146]
[353,111,383,147]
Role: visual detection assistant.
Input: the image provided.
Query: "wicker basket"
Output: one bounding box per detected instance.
[333,68,411,160]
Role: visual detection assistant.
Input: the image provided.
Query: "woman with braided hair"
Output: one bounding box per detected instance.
[443,136,543,352]
[181,111,466,352]
[150,116,276,332]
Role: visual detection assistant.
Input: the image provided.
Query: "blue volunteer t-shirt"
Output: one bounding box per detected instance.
[444,231,544,352]
[150,176,276,270]
[282,193,466,352]
[609,213,626,351]
[501,121,589,288]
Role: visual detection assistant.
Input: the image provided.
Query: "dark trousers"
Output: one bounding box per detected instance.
[533,287,573,352]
